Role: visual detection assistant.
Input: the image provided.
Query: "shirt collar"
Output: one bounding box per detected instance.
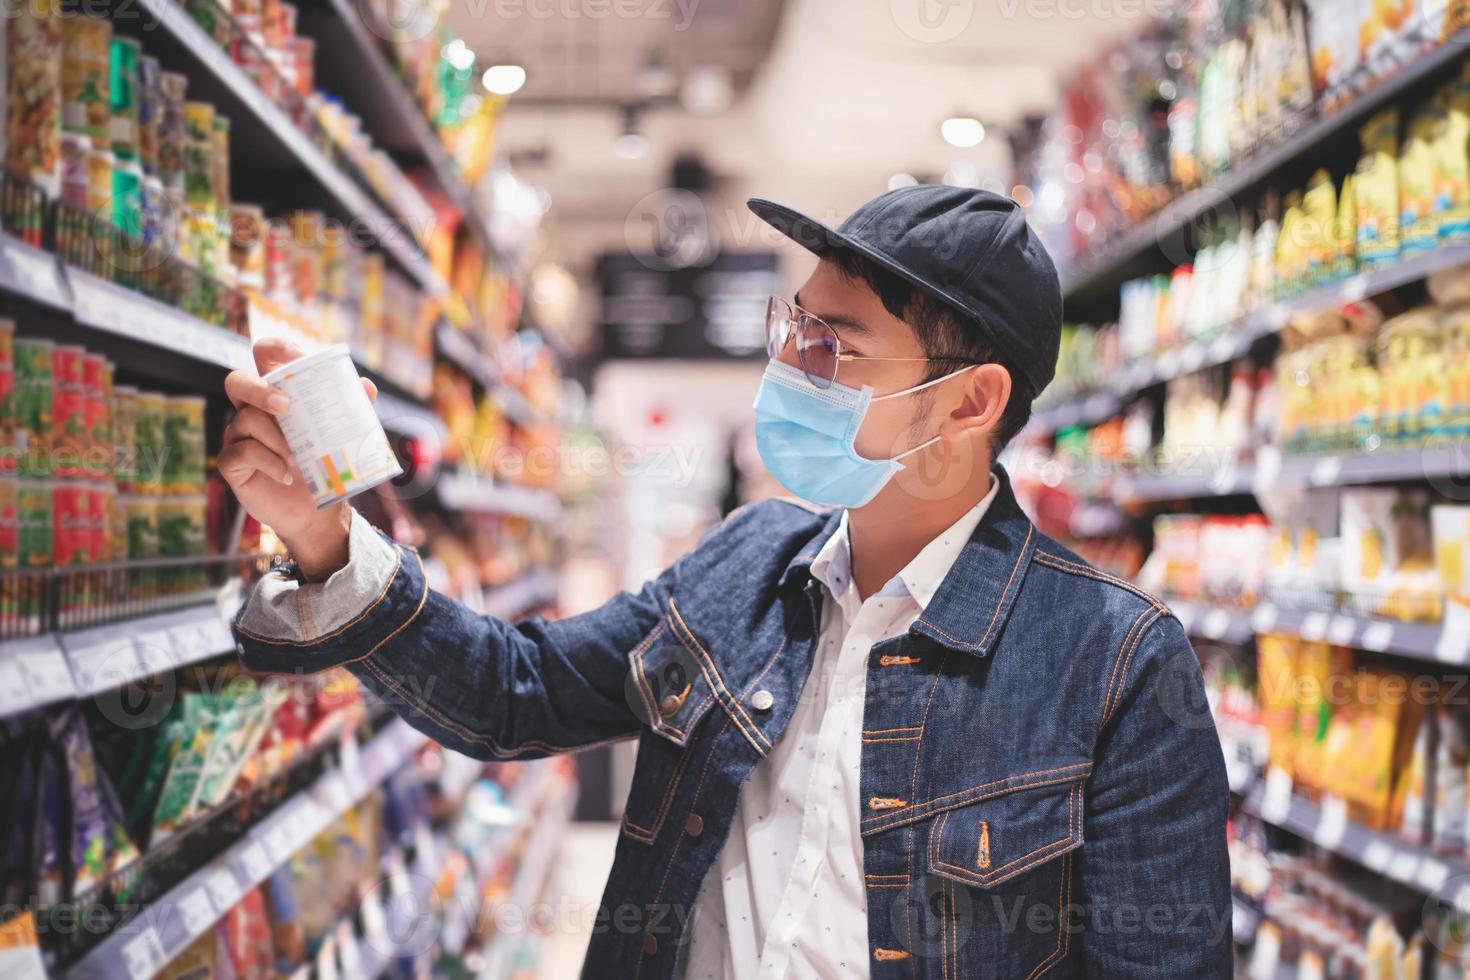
[807,475,1000,612]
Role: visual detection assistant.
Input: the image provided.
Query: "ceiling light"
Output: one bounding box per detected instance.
[614,132,649,160]
[635,51,677,99]
[444,39,475,72]
[482,64,527,96]
[941,116,985,148]
[681,65,733,115]
[887,173,918,191]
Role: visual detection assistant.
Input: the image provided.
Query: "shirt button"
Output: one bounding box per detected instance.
[685,813,704,838]
[643,932,658,956]
[751,689,774,711]
[659,691,685,717]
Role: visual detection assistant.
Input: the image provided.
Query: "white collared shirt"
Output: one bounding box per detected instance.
[681,477,1000,979]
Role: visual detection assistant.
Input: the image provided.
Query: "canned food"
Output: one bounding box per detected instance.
[15,338,53,479]
[163,395,206,496]
[158,495,205,591]
[211,115,230,211]
[82,355,112,479]
[157,71,188,192]
[124,494,158,560]
[52,345,87,479]
[19,479,51,567]
[86,147,115,217]
[228,204,266,288]
[60,133,90,210]
[183,102,215,212]
[109,486,127,565]
[137,55,161,176]
[7,0,63,202]
[0,476,15,569]
[233,0,263,39]
[113,158,143,240]
[263,345,402,506]
[89,478,113,563]
[186,0,232,48]
[108,36,141,161]
[0,320,13,476]
[289,210,322,306]
[52,480,90,567]
[113,385,138,492]
[60,15,110,148]
[289,36,314,96]
[134,390,166,494]
[265,219,291,301]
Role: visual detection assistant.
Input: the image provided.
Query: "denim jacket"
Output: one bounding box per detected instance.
[233,470,1231,978]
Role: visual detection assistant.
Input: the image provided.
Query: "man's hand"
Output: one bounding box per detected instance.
[221,338,378,581]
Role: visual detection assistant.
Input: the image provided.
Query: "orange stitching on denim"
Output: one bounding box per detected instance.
[862,762,1092,830]
[930,799,1078,886]
[865,726,922,735]
[879,654,922,666]
[863,734,922,743]
[865,873,907,880]
[628,622,668,731]
[337,549,428,665]
[866,881,907,889]
[1023,851,1073,980]
[1033,551,1167,610]
[635,712,732,980]
[620,736,697,843]
[669,599,771,754]
[874,948,910,961]
[738,618,791,700]
[869,796,907,810]
[976,523,1034,651]
[864,770,1091,837]
[236,540,404,646]
[632,618,719,744]
[1100,607,1157,733]
[977,821,990,869]
[1103,608,1165,731]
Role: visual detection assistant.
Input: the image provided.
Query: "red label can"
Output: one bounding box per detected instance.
[52,480,91,566]
[52,345,87,479]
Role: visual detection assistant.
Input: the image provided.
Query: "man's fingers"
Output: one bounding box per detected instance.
[362,377,377,402]
[218,437,294,487]
[223,405,292,458]
[224,370,291,415]
[252,337,305,376]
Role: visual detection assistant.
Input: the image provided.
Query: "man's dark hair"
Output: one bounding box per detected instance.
[829,247,1034,450]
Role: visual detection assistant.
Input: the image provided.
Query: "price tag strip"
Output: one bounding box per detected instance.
[68,269,251,371]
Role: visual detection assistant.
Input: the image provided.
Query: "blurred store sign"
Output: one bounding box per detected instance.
[596,250,780,360]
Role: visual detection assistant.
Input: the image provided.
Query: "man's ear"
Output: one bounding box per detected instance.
[949,363,1011,440]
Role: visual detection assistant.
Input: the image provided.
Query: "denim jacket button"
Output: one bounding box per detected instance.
[685,813,704,837]
[659,690,687,717]
[751,689,774,712]
[643,932,658,956]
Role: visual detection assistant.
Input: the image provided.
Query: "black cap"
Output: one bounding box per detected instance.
[747,185,1062,395]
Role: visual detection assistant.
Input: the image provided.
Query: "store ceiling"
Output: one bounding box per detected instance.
[457,0,1141,271]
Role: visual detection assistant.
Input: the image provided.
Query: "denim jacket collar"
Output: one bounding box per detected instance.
[777,466,1037,658]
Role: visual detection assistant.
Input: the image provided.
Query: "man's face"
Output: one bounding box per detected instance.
[779,257,941,462]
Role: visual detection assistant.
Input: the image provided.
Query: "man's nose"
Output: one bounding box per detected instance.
[774,333,802,370]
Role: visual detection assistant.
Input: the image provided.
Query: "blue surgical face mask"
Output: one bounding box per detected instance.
[752,359,976,508]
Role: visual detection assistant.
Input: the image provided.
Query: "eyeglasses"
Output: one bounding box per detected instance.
[764,295,977,390]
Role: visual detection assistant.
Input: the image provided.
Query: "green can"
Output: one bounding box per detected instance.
[182,102,214,213]
[124,495,157,560]
[157,72,188,192]
[108,36,141,161]
[157,496,203,557]
[0,319,14,476]
[162,395,205,496]
[113,158,143,240]
[18,479,51,568]
[112,385,138,492]
[15,339,54,479]
[134,391,165,495]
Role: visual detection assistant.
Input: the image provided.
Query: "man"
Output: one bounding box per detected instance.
[223,185,1231,978]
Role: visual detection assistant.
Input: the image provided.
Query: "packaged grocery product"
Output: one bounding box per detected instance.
[1435,67,1470,242]
[1301,170,1337,288]
[158,495,205,558]
[85,146,113,217]
[51,480,90,571]
[112,385,138,491]
[159,924,216,980]
[149,694,221,843]
[263,345,403,506]
[82,354,111,480]
[51,345,86,479]
[6,0,63,203]
[0,320,13,476]
[157,71,188,192]
[124,495,158,561]
[223,886,276,979]
[108,36,140,161]
[59,15,110,149]
[15,338,53,481]
[137,55,161,177]
[183,101,215,212]
[59,132,88,211]
[88,479,111,564]
[211,114,231,212]
[1342,487,1441,619]
[134,390,165,494]
[228,203,266,288]
[163,395,206,496]
[1356,108,1402,269]
[18,479,50,569]
[1334,171,1358,279]
[184,0,233,48]
[1400,105,1439,253]
[1434,504,1470,641]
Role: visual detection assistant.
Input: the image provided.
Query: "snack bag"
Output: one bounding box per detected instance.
[1357,108,1402,268]
[1436,67,1470,242]
[1302,169,1338,287]
[1401,104,1441,252]
[1335,171,1359,277]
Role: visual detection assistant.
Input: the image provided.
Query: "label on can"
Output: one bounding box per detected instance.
[0,320,13,475]
[211,116,230,217]
[134,391,166,494]
[158,495,204,558]
[89,479,112,563]
[108,36,141,160]
[15,339,53,479]
[83,355,112,480]
[163,396,206,496]
[86,147,115,217]
[52,480,90,566]
[18,480,51,568]
[113,386,138,491]
[157,72,188,191]
[7,1,63,201]
[60,16,110,147]
[138,55,161,177]
[265,346,403,506]
[60,133,91,210]
[183,102,215,212]
[52,345,87,479]
[125,495,158,560]
[0,476,16,569]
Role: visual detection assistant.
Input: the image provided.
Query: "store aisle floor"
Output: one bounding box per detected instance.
[537,821,621,979]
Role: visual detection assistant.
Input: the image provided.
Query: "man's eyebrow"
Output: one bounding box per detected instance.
[792,292,872,336]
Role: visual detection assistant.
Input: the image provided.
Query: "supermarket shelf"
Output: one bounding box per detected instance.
[0,634,79,719]
[1276,442,1470,488]
[1111,462,1258,503]
[1042,240,1470,434]
[67,718,429,980]
[59,600,237,698]
[436,470,563,522]
[0,232,72,311]
[436,321,500,391]
[67,268,254,372]
[307,0,495,251]
[1170,597,1457,664]
[133,0,448,298]
[1239,779,1470,909]
[482,571,560,621]
[374,388,450,443]
[1060,28,1470,310]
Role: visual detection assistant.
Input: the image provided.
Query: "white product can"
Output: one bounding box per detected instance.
[263,344,403,508]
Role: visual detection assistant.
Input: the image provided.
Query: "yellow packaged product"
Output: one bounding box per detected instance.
[1301,169,1337,287]
[1275,189,1306,298]
[1400,105,1440,253]
[1290,639,1345,791]
[1333,171,1358,279]
[1256,632,1300,775]
[1356,108,1402,268]
[1436,66,1470,242]
[1443,305,1470,433]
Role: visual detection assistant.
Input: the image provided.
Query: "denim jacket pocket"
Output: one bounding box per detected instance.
[621,616,719,844]
[926,775,1085,889]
